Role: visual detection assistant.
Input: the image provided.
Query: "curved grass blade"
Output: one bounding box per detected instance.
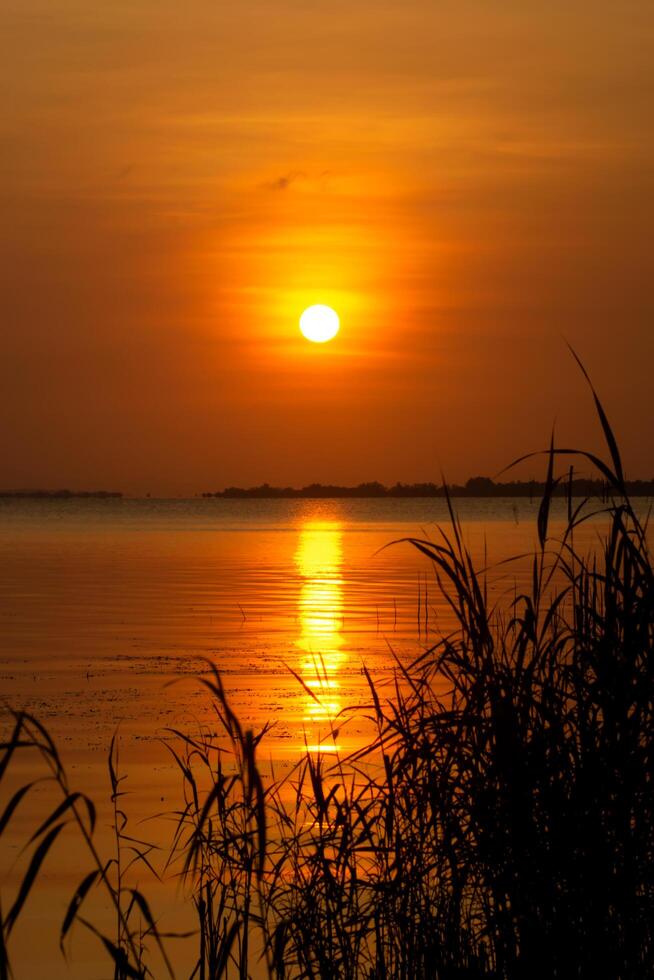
[60,869,100,953]
[126,889,176,979]
[5,823,66,935]
[28,792,95,845]
[566,342,625,490]
[78,917,145,979]
[0,782,40,837]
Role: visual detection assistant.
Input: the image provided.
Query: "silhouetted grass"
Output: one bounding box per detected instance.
[0,714,174,979]
[2,358,654,977]
[163,669,271,980]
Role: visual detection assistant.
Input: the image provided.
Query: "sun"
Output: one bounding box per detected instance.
[299,305,340,343]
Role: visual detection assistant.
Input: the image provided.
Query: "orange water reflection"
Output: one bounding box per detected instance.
[294,521,346,751]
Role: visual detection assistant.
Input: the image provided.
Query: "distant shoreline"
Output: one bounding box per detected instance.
[3,479,654,501]
[0,490,123,499]
[202,478,654,499]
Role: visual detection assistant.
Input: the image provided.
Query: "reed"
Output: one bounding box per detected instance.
[1,358,653,977]
[163,668,270,980]
[254,361,654,978]
[0,715,173,979]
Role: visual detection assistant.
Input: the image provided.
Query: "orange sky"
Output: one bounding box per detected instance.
[2,0,653,494]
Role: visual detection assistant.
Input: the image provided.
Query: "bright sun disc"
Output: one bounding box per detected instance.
[299,305,340,343]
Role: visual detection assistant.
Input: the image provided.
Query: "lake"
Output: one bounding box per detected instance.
[0,495,640,977]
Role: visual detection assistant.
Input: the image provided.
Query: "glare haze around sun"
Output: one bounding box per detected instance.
[299,305,340,343]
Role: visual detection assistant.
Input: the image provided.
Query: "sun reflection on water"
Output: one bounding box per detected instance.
[294,521,346,751]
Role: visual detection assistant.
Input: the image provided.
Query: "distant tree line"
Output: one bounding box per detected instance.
[203,477,654,499]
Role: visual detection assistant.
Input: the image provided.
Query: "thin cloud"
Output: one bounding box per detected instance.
[262,170,306,191]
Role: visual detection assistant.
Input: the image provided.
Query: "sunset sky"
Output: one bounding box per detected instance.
[2,0,653,494]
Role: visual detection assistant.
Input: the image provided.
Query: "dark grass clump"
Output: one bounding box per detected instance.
[2,360,654,978]
[164,668,270,980]
[0,717,174,979]
[255,363,654,978]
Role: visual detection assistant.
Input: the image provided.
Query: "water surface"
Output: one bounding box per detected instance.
[0,495,639,977]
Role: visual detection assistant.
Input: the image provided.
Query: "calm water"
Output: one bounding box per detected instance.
[0,495,564,754]
[1,493,644,756]
[0,496,642,977]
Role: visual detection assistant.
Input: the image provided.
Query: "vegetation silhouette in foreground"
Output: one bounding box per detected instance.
[1,362,654,978]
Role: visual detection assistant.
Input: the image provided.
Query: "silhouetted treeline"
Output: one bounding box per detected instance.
[203,476,654,499]
[0,489,123,498]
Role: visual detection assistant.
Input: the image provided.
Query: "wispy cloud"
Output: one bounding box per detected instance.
[262,170,306,191]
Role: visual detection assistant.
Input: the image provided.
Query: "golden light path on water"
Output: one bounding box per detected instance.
[294,521,345,752]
